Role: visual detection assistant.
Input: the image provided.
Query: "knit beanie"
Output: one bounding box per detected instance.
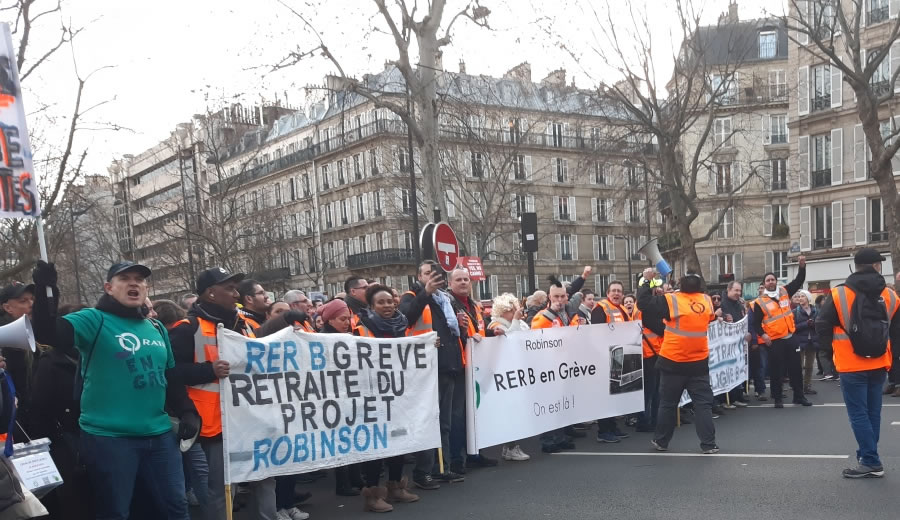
[320,298,349,324]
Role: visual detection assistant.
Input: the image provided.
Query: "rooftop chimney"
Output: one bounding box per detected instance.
[503,62,532,83]
[541,68,566,87]
[459,59,466,74]
[727,0,739,23]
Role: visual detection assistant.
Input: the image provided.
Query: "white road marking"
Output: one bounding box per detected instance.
[745,403,900,408]
[892,421,900,425]
[556,452,848,459]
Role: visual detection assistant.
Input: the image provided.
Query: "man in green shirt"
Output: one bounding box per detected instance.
[32,260,199,520]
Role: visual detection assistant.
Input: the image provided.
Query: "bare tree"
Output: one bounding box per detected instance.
[785,0,900,274]
[555,1,761,277]
[275,0,491,221]
[0,0,112,280]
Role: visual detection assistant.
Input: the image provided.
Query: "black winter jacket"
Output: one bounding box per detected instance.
[399,285,462,374]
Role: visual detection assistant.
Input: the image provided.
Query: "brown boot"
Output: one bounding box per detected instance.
[387,477,420,503]
[362,486,393,513]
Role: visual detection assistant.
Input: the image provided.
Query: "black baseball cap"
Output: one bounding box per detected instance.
[107,261,152,281]
[854,248,886,265]
[0,282,34,304]
[196,267,245,295]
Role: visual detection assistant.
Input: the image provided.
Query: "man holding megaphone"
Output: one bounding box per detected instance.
[0,281,35,425]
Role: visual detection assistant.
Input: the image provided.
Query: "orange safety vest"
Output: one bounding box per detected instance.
[530,309,579,329]
[632,308,662,359]
[179,315,258,438]
[754,287,796,341]
[594,299,628,323]
[830,285,898,373]
[407,305,433,336]
[659,292,713,363]
[355,321,421,338]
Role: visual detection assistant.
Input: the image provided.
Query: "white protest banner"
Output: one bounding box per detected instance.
[466,322,644,452]
[680,317,749,405]
[218,326,440,483]
[0,24,41,219]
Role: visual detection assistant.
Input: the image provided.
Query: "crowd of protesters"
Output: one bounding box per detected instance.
[0,248,898,519]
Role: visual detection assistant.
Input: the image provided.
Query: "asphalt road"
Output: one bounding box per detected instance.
[234,379,900,520]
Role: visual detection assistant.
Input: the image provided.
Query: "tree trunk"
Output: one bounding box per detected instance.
[415,29,446,222]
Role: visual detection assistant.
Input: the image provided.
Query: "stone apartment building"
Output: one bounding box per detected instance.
[787,0,900,290]
[209,62,659,299]
[672,4,793,292]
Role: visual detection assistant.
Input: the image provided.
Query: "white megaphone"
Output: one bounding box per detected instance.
[0,315,36,352]
[637,238,673,278]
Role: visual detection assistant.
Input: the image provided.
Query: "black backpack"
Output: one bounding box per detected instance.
[841,286,890,359]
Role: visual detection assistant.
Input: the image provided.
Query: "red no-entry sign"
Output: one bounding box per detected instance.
[432,222,459,272]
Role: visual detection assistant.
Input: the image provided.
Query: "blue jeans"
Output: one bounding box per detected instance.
[750,345,768,394]
[183,442,208,510]
[80,431,188,520]
[840,370,887,467]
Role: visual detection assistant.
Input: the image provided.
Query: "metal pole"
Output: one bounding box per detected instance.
[178,148,196,280]
[527,252,536,294]
[406,83,421,263]
[69,198,83,304]
[644,166,652,243]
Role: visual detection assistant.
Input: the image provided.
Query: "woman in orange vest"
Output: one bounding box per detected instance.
[354,284,422,512]
[814,248,900,478]
[636,269,720,454]
[750,256,811,408]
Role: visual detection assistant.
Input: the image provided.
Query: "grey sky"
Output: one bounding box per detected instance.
[15,0,783,182]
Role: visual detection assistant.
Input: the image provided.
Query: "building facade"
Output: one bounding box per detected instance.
[672,4,793,293]
[787,0,900,290]
[205,62,659,300]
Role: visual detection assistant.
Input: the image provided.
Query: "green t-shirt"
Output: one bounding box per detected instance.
[63,308,175,437]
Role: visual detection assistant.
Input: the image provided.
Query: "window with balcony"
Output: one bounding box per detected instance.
[769,204,789,237]
[595,198,610,222]
[717,208,734,239]
[812,64,831,112]
[340,199,349,225]
[769,114,787,144]
[868,0,889,25]
[773,251,789,279]
[302,174,311,197]
[307,247,317,273]
[714,117,733,147]
[627,166,639,186]
[869,48,891,97]
[812,133,832,188]
[471,151,485,177]
[768,69,787,100]
[770,158,787,190]
[551,122,564,147]
[513,154,527,180]
[399,148,411,173]
[627,199,644,223]
[353,154,362,180]
[555,157,568,182]
[356,196,365,221]
[325,204,334,229]
[557,196,571,221]
[337,161,346,185]
[596,235,611,260]
[369,149,379,176]
[594,161,607,184]
[304,210,312,235]
[508,118,524,144]
[374,190,382,216]
[870,198,887,242]
[769,70,787,101]
[274,183,282,206]
[711,74,737,104]
[758,31,776,59]
[559,234,573,260]
[321,165,331,190]
[401,189,411,215]
[626,236,646,261]
[712,253,737,280]
[814,205,832,249]
[716,163,732,194]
